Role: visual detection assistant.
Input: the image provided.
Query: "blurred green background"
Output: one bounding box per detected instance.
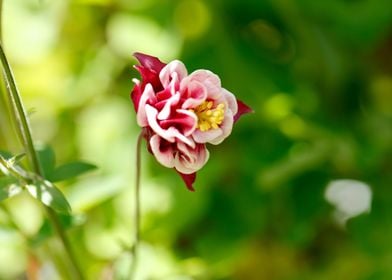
[0,0,391,279]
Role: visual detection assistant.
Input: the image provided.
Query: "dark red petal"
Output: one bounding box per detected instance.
[133,52,166,73]
[134,65,164,92]
[131,53,167,111]
[234,99,253,122]
[130,84,142,112]
[177,171,196,191]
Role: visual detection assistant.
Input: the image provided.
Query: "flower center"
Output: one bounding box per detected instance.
[193,101,225,132]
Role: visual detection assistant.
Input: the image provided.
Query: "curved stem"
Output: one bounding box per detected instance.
[128,131,143,280]
[0,0,16,150]
[0,45,42,174]
[0,43,85,280]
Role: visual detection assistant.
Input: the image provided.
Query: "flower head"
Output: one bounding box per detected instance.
[131,53,252,191]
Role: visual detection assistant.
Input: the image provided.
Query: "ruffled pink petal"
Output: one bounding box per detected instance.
[191,89,236,144]
[192,127,222,144]
[145,105,195,147]
[177,109,198,136]
[177,171,196,191]
[174,142,209,174]
[159,60,188,88]
[209,110,234,145]
[180,79,208,109]
[150,134,205,192]
[155,88,172,101]
[193,109,234,145]
[188,70,222,100]
[154,87,176,111]
[221,89,238,115]
[234,99,253,122]
[157,92,181,120]
[150,135,175,168]
[159,109,197,136]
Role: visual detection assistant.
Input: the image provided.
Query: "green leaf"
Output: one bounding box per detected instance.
[26,180,71,214]
[0,177,22,201]
[37,146,56,178]
[0,150,12,159]
[49,161,97,182]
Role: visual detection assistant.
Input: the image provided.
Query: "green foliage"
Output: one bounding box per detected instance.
[37,146,56,178]
[37,146,97,182]
[0,153,72,214]
[25,180,71,214]
[0,144,96,216]
[49,162,97,182]
[0,177,21,201]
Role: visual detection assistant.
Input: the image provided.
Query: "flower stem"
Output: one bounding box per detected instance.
[129,131,143,279]
[0,43,85,280]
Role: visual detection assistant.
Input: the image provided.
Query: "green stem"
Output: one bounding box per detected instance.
[0,45,42,174]
[128,131,143,279]
[0,43,85,280]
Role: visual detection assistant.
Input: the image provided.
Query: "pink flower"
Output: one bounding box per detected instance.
[131,53,252,191]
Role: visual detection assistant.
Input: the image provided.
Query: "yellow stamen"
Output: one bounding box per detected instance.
[193,101,225,132]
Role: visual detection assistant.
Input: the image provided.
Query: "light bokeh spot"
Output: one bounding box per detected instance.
[325,179,372,225]
[106,13,181,60]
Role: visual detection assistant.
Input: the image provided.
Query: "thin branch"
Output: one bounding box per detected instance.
[128,131,143,280]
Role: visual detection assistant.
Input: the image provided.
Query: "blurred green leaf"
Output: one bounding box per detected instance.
[0,150,12,159]
[26,180,71,214]
[49,161,97,182]
[0,177,22,201]
[37,146,56,178]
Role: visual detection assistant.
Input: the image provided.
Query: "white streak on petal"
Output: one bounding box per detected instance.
[173,131,195,148]
[145,104,173,141]
[157,93,180,120]
[137,84,156,127]
[146,105,195,148]
[132,78,140,85]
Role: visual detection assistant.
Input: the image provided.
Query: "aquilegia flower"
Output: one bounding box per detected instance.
[131,52,252,191]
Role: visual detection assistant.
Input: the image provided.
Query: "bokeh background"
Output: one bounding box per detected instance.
[0,0,391,279]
